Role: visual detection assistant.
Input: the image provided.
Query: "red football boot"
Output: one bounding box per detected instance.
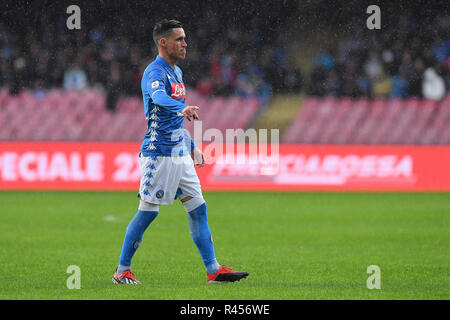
[112,267,141,285]
[207,265,249,283]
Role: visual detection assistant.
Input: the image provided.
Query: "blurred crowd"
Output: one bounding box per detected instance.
[307,14,449,101]
[0,1,302,110]
[0,2,448,113]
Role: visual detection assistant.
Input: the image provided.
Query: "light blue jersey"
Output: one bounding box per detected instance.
[140,55,195,157]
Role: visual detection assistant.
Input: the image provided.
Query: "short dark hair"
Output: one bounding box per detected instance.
[153,19,183,47]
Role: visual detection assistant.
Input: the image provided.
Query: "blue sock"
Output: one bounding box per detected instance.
[187,202,220,274]
[117,210,158,273]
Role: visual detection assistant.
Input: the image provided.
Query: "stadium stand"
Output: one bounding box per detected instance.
[282,94,450,145]
[0,87,259,142]
[0,2,448,145]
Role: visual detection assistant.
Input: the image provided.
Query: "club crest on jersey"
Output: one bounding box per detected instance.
[171,83,186,99]
[156,190,164,199]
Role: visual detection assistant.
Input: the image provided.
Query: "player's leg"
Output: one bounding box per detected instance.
[113,154,184,284]
[113,200,159,284]
[180,195,220,274]
[118,201,159,269]
[113,154,166,285]
[178,155,249,283]
[180,195,249,283]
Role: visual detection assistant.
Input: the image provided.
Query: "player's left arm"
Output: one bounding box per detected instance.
[186,122,203,166]
[176,67,201,160]
[191,146,205,167]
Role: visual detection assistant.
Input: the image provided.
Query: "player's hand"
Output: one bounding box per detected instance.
[191,147,205,167]
[182,106,200,121]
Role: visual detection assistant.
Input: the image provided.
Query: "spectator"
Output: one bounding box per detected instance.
[235,73,256,98]
[105,61,121,112]
[306,12,448,99]
[324,69,341,96]
[63,62,88,90]
[390,70,409,98]
[372,72,392,97]
[307,65,327,97]
[10,57,29,95]
[407,58,425,97]
[422,66,446,101]
[364,52,383,82]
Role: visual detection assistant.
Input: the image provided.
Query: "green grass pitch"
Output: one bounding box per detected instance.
[0,191,448,300]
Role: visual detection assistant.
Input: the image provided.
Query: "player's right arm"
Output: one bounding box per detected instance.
[147,67,198,119]
[182,106,199,121]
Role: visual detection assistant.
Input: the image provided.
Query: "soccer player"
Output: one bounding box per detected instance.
[112,19,249,285]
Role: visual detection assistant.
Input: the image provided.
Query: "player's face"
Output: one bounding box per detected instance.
[167,28,187,60]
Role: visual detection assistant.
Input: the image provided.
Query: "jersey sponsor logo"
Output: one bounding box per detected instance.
[151,81,159,89]
[171,83,186,99]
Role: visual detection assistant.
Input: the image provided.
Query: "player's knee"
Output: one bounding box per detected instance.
[182,196,206,213]
[187,202,209,239]
[126,209,158,233]
[180,196,193,203]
